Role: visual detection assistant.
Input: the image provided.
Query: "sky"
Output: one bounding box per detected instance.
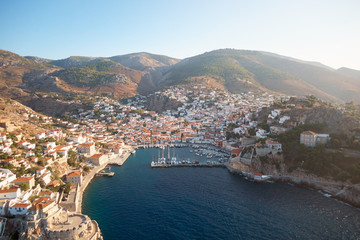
[0,0,359,70]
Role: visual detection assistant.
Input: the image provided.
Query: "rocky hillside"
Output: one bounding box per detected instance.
[145,93,182,113]
[109,52,179,71]
[1,48,360,113]
[159,49,360,103]
[0,50,169,103]
[0,97,47,137]
[284,106,359,135]
[0,50,50,97]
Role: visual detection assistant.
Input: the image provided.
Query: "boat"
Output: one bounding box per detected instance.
[253,173,272,182]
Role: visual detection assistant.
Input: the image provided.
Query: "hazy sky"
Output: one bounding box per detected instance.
[1,0,359,70]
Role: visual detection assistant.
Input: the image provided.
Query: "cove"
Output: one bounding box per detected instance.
[82,147,360,240]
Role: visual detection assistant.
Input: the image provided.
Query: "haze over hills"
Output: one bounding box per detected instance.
[336,67,360,80]
[1,48,360,111]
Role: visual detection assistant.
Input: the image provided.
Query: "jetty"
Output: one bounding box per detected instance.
[95,171,115,177]
[151,163,225,168]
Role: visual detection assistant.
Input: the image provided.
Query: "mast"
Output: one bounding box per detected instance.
[167,146,170,160]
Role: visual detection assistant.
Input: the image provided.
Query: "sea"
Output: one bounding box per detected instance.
[82,147,360,240]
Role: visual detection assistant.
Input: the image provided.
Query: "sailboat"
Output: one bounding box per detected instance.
[171,147,177,164]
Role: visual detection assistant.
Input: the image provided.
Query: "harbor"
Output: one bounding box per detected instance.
[83,147,360,240]
[150,144,229,169]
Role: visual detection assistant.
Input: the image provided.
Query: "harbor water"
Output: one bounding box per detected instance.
[82,147,360,240]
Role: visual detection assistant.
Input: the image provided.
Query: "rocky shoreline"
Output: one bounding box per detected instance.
[226,163,360,208]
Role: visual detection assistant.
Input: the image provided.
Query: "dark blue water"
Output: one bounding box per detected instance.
[82,148,360,240]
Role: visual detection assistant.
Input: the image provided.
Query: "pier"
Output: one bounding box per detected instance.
[151,163,225,168]
[95,172,115,177]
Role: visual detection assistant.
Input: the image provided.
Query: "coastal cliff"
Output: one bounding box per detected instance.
[229,155,360,208]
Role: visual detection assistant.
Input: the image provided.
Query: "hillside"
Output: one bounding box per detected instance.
[1,48,360,110]
[0,49,49,97]
[336,67,360,80]
[49,56,104,68]
[109,52,179,71]
[160,49,360,103]
[0,51,151,101]
[0,97,47,138]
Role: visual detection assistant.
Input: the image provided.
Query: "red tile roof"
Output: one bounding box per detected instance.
[0,188,18,193]
[301,131,317,136]
[66,171,82,177]
[89,154,103,159]
[13,176,34,182]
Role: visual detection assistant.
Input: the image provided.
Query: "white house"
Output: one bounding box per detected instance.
[35,132,46,139]
[266,140,282,152]
[69,135,87,144]
[36,167,47,178]
[0,133,6,143]
[39,173,51,185]
[0,169,16,189]
[316,134,330,144]
[279,116,290,124]
[0,188,21,199]
[40,142,56,149]
[9,202,32,216]
[256,128,268,139]
[24,143,36,151]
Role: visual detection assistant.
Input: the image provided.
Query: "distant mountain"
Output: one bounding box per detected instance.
[1,48,360,105]
[0,49,51,98]
[109,52,179,71]
[24,56,52,64]
[336,67,360,79]
[49,56,105,68]
[159,49,360,103]
[259,51,335,71]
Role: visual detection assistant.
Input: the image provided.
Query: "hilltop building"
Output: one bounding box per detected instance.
[300,131,330,147]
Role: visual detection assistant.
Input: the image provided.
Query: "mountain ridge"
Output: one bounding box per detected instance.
[1,48,360,106]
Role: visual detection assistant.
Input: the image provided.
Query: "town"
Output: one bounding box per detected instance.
[0,85,347,239]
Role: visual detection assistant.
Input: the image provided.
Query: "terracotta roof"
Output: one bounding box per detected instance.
[89,154,103,159]
[79,143,94,147]
[13,176,34,182]
[0,188,18,193]
[67,171,82,177]
[301,131,317,136]
[48,180,60,186]
[39,190,52,195]
[231,147,243,155]
[30,198,54,211]
[12,202,31,208]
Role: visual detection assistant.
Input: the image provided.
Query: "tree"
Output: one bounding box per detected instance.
[67,150,77,167]
[64,182,72,195]
[15,167,25,178]
[38,159,45,167]
[19,183,29,191]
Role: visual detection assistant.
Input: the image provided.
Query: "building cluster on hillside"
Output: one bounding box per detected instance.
[3,86,334,238]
